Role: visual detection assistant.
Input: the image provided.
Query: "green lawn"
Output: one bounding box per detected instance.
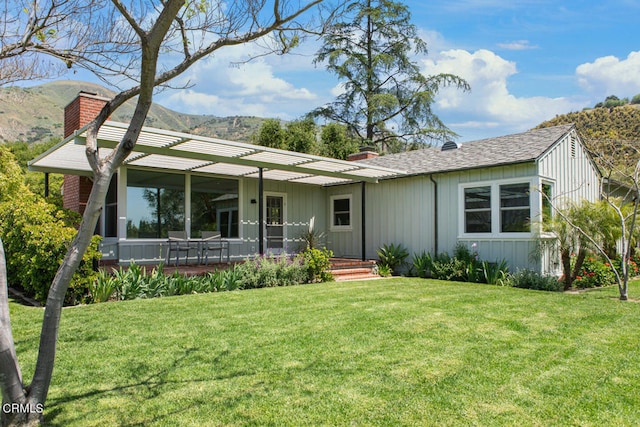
[9,278,640,426]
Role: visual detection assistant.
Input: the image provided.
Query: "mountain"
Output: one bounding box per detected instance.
[536,105,640,172]
[536,104,640,141]
[0,80,265,144]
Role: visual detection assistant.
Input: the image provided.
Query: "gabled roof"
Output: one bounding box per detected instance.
[360,124,576,176]
[29,121,405,186]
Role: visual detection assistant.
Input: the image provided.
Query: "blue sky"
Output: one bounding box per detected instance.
[66,0,640,142]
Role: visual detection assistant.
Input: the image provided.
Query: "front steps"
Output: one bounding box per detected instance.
[330,258,380,281]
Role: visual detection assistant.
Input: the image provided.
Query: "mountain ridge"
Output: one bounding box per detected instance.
[0,80,265,144]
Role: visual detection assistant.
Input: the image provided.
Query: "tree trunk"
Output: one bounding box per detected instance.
[571,248,587,284]
[561,249,572,290]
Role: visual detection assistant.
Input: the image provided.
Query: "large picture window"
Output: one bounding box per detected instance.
[464,186,491,233]
[126,170,185,238]
[191,175,239,238]
[500,183,530,232]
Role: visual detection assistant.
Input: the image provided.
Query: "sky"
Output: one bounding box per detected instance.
[58,0,640,142]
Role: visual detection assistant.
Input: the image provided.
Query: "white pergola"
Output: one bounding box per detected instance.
[29,121,405,185]
[29,121,406,256]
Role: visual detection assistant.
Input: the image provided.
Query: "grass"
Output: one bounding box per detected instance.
[9,278,640,426]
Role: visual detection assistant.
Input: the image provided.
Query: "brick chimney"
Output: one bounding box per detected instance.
[347,146,379,161]
[62,91,110,214]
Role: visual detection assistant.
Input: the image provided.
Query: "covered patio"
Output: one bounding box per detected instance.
[29,120,405,265]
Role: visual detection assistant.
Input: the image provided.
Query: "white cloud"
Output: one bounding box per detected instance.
[422,49,584,140]
[576,51,640,97]
[497,40,538,50]
[156,42,319,119]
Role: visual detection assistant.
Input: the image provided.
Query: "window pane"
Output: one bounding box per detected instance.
[501,209,530,232]
[334,198,350,213]
[500,183,530,232]
[191,175,239,238]
[465,187,491,209]
[333,197,350,226]
[542,183,553,224]
[464,186,491,233]
[104,176,118,238]
[500,184,530,208]
[126,170,184,238]
[466,211,491,233]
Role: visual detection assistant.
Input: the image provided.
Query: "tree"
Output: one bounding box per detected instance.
[543,141,640,300]
[253,118,287,149]
[320,122,358,159]
[312,0,469,151]
[253,118,317,153]
[0,1,327,425]
[0,1,103,84]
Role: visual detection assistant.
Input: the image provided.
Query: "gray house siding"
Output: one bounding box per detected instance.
[436,164,542,273]
[537,129,600,204]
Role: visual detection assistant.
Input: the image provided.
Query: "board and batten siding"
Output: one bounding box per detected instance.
[326,177,436,260]
[537,129,600,205]
[436,164,542,272]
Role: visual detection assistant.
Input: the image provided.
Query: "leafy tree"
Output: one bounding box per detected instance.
[631,94,640,105]
[320,122,359,159]
[4,140,64,207]
[0,146,24,203]
[284,117,316,153]
[253,118,287,149]
[0,1,328,425]
[312,0,469,151]
[254,118,317,153]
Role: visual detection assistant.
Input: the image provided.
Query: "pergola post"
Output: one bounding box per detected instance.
[258,167,264,255]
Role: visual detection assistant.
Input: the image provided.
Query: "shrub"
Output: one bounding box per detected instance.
[377,264,393,277]
[411,251,431,278]
[509,269,563,292]
[93,255,312,303]
[0,194,101,305]
[377,243,409,275]
[234,253,311,289]
[482,260,510,285]
[573,257,617,289]
[300,247,333,283]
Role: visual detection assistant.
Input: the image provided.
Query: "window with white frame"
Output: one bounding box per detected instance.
[500,183,530,232]
[461,181,532,235]
[331,195,352,230]
[541,182,553,225]
[464,186,491,233]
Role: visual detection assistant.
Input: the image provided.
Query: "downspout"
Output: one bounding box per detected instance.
[429,174,438,255]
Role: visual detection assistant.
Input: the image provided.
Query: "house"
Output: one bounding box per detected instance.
[29,92,601,274]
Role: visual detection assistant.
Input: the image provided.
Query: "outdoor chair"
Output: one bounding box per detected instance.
[166,230,195,266]
[200,231,229,264]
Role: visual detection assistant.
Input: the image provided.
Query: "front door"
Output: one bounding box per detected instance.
[265,194,286,253]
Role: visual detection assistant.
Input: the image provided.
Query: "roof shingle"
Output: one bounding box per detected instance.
[359,124,575,176]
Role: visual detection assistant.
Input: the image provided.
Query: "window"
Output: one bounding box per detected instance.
[126,170,185,238]
[541,183,553,225]
[191,175,239,238]
[464,186,491,233]
[500,183,530,232]
[331,195,351,230]
[103,175,118,238]
[461,181,533,235]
